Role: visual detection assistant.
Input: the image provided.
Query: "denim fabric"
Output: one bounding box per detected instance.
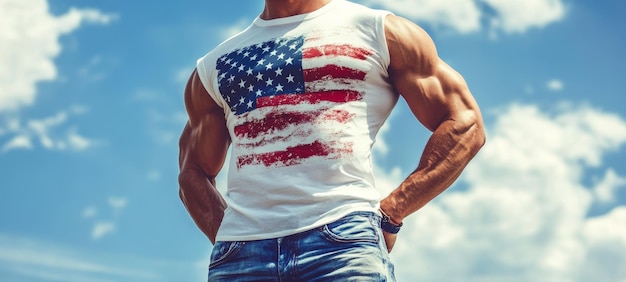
[208,211,396,282]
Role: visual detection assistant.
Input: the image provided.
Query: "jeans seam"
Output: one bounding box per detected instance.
[209,241,246,269]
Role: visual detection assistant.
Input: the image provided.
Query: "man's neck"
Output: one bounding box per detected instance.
[261,0,332,20]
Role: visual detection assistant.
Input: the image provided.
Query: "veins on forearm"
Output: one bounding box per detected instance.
[390,117,484,219]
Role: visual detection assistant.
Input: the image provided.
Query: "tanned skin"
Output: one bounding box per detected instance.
[178,0,486,250]
[178,70,229,244]
[379,15,486,251]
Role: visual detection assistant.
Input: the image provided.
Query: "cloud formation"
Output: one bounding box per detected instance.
[384,103,626,281]
[360,0,566,34]
[547,79,564,91]
[0,0,117,113]
[0,108,96,153]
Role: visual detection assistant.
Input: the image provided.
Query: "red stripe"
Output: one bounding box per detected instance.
[236,140,353,168]
[303,44,372,60]
[303,65,367,82]
[234,109,355,139]
[256,90,363,108]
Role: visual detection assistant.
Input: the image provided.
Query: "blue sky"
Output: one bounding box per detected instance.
[1,0,625,281]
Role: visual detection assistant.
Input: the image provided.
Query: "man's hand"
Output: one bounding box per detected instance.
[383,231,398,253]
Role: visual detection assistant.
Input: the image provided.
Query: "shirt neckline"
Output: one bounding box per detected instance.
[253,0,339,27]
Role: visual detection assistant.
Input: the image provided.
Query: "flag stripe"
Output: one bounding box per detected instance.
[256,90,363,108]
[303,64,367,82]
[235,109,355,139]
[236,140,353,168]
[302,44,373,60]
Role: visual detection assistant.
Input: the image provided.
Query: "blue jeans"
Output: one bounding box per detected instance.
[208,211,396,281]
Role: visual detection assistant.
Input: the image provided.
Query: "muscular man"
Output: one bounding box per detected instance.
[179,0,485,280]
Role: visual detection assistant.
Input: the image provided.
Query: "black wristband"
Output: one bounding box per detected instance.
[379,209,402,234]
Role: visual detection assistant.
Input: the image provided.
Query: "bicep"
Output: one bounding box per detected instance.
[386,15,482,132]
[402,62,481,132]
[179,69,231,179]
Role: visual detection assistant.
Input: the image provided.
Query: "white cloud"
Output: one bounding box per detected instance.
[91,222,116,240]
[82,206,97,219]
[581,207,626,281]
[359,0,565,34]
[547,79,565,91]
[386,103,626,281]
[0,109,96,153]
[67,129,93,151]
[483,0,566,34]
[0,0,117,113]
[220,18,253,40]
[175,67,194,85]
[593,169,626,204]
[108,197,128,214]
[1,134,32,152]
[147,170,161,181]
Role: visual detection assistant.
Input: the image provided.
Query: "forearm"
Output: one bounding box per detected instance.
[381,115,485,222]
[179,169,227,244]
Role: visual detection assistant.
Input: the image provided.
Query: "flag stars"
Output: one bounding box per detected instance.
[216,36,305,115]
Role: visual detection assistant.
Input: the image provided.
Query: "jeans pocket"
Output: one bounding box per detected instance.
[209,241,245,268]
[321,213,380,244]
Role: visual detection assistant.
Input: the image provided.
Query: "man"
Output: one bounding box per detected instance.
[179,0,486,281]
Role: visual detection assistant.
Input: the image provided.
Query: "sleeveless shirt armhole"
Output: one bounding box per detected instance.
[375,11,394,74]
[196,57,227,110]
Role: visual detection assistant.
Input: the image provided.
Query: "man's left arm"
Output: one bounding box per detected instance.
[380,15,487,252]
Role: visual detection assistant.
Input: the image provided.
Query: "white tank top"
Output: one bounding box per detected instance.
[196,0,398,241]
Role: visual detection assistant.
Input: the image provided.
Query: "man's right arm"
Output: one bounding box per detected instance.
[178,69,230,244]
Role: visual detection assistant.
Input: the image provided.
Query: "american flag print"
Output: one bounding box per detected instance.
[216,35,374,169]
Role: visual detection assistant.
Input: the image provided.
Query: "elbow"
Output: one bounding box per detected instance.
[457,110,486,155]
[475,124,486,152]
[468,114,486,156]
